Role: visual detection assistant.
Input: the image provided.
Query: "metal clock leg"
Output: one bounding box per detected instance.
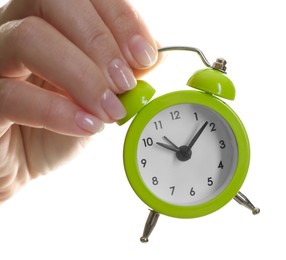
[234,191,260,215]
[139,192,259,243]
[140,210,160,243]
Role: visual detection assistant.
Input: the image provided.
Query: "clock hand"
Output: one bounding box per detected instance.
[163,136,180,150]
[156,142,179,152]
[187,121,208,151]
[156,136,180,152]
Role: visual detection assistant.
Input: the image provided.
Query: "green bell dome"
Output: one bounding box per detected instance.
[117,80,156,125]
[187,68,236,100]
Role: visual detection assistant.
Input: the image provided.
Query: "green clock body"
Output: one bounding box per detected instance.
[123,90,250,218]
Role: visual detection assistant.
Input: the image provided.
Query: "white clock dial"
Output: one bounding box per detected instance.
[136,103,238,206]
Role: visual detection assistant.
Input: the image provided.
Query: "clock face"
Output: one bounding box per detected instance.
[123,90,249,218]
[137,103,238,206]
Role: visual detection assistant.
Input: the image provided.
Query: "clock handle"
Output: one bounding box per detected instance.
[140,210,160,243]
[158,46,211,68]
[234,191,260,215]
[158,46,227,73]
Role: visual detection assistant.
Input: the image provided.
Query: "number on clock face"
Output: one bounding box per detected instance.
[136,104,238,206]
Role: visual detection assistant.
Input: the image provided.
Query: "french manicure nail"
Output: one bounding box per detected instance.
[129,34,157,68]
[108,58,137,91]
[101,89,126,120]
[75,111,104,134]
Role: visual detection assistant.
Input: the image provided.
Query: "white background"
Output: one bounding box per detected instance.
[0,0,285,259]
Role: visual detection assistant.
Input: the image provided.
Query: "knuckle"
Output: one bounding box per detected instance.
[8,16,43,49]
[85,28,111,54]
[40,95,60,125]
[76,58,99,85]
[114,6,141,32]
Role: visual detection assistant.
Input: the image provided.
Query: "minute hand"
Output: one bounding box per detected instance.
[187,121,208,151]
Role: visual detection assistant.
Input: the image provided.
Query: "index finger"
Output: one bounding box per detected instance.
[91,0,158,70]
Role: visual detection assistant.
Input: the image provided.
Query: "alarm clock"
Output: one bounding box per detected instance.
[117,47,260,243]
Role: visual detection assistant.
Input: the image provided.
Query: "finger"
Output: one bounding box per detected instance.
[0,18,126,122]
[0,0,138,93]
[0,183,19,204]
[134,43,165,78]
[41,0,138,93]
[90,0,158,70]
[0,79,104,137]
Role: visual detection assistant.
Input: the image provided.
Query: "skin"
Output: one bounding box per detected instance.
[0,0,159,203]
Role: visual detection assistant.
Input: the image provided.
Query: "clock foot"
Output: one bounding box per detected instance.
[234,191,260,215]
[140,210,160,243]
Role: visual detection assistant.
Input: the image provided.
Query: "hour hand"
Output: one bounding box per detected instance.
[156,142,179,152]
[156,136,180,152]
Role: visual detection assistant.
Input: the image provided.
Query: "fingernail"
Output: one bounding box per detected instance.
[129,34,157,68]
[101,89,126,120]
[75,111,104,134]
[108,58,137,91]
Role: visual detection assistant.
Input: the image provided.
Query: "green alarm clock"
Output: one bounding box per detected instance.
[117,47,260,243]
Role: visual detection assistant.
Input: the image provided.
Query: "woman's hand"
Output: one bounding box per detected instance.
[0,0,158,202]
